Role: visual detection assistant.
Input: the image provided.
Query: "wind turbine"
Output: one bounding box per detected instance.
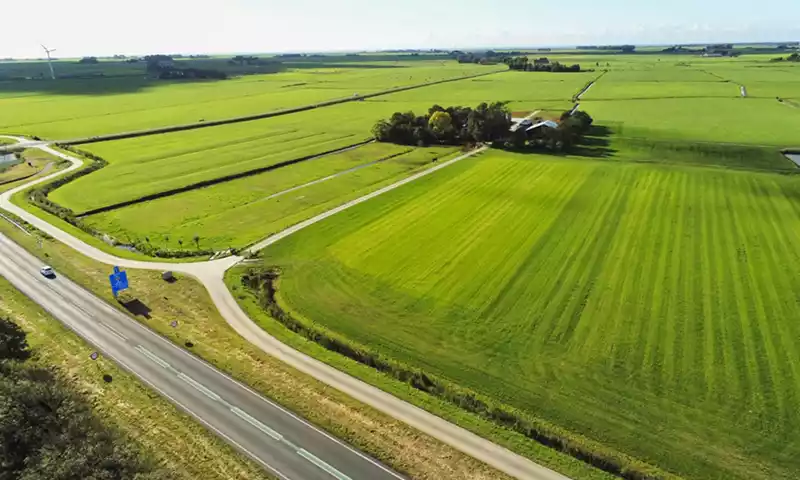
[41,44,56,79]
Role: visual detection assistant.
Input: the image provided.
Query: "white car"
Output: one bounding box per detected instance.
[40,266,55,278]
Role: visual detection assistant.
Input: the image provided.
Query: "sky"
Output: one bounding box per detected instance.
[3,0,799,58]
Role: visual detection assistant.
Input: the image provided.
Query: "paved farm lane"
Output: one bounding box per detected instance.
[0,135,572,480]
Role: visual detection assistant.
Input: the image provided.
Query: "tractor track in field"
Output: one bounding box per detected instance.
[0,135,573,480]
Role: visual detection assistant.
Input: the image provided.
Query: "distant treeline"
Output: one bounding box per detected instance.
[505,56,582,72]
[578,45,636,52]
[0,316,167,479]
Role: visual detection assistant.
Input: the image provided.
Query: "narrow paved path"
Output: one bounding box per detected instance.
[0,135,570,480]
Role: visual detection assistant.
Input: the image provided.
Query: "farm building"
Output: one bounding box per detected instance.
[526,120,559,133]
[534,57,551,65]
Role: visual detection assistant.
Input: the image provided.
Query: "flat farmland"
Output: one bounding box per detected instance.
[82,145,457,250]
[373,71,592,111]
[592,67,720,82]
[583,97,800,145]
[258,150,800,480]
[53,100,424,212]
[583,81,738,100]
[0,61,498,139]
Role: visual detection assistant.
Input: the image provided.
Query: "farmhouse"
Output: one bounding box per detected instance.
[509,118,533,132]
[533,57,551,66]
[526,120,559,132]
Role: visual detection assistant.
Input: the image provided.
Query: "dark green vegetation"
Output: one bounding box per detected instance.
[505,57,583,72]
[372,103,512,146]
[0,316,169,479]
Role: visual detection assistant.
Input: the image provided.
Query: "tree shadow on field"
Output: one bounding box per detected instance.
[0,75,231,96]
[570,124,616,158]
[0,58,288,96]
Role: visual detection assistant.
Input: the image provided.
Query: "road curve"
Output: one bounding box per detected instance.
[0,135,571,480]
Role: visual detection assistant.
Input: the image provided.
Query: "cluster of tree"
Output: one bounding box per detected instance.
[505,57,582,72]
[372,103,512,147]
[0,317,169,479]
[230,55,260,65]
[661,45,703,54]
[772,52,800,62]
[143,55,226,80]
[144,54,174,72]
[454,50,504,65]
[157,68,227,80]
[706,44,733,51]
[507,110,594,152]
[578,45,636,52]
[78,56,99,64]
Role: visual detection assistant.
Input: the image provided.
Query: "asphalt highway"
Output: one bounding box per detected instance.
[0,233,402,480]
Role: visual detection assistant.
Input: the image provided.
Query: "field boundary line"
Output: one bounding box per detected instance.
[76,139,374,217]
[53,70,505,146]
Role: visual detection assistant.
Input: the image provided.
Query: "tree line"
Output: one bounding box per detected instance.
[504,57,582,72]
[0,316,169,479]
[144,55,228,80]
[372,103,513,147]
[372,103,595,153]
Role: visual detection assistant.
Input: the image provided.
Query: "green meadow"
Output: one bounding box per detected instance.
[0,60,499,139]
[259,149,800,480]
[5,51,800,479]
[83,145,458,250]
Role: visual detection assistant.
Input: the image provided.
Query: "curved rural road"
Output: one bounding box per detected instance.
[0,135,570,480]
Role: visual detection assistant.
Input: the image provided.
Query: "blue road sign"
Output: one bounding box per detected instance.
[109,266,129,296]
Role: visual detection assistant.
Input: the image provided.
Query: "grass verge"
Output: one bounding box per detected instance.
[0,276,271,480]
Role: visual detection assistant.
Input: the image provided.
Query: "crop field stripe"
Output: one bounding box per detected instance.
[698,175,720,403]
[78,139,373,216]
[710,175,745,405]
[758,182,800,420]
[744,176,796,425]
[727,175,770,417]
[59,70,503,145]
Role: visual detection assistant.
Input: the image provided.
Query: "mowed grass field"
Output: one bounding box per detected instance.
[0,61,499,139]
[83,144,458,250]
[258,150,800,479]
[578,59,800,146]
[373,70,591,112]
[55,100,432,212]
[55,69,584,216]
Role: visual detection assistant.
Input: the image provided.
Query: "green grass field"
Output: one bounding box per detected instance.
[0,61,499,139]
[257,149,800,479]
[6,51,800,478]
[82,145,458,250]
